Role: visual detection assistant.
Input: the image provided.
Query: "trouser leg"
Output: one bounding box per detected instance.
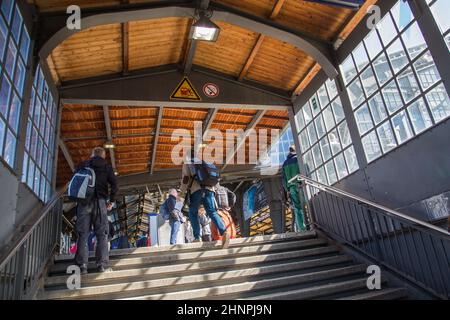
[189,191,202,240]
[170,220,180,245]
[203,191,226,235]
[94,198,109,268]
[289,187,306,231]
[75,202,93,267]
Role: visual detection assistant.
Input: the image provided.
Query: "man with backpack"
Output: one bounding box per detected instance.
[211,184,237,241]
[180,151,230,248]
[72,147,118,274]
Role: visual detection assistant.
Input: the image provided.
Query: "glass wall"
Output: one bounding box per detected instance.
[260,126,295,167]
[21,65,58,202]
[341,0,450,163]
[295,79,359,185]
[0,0,30,169]
[426,0,450,50]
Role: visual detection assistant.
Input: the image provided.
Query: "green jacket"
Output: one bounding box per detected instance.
[282,152,300,190]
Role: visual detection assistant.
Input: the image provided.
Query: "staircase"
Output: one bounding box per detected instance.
[37,231,407,300]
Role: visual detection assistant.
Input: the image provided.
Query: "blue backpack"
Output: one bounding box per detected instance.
[191,161,220,187]
[68,167,96,203]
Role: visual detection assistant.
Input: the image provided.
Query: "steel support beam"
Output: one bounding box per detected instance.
[202,108,219,140]
[58,139,75,172]
[222,110,266,171]
[150,106,163,174]
[38,4,337,79]
[102,106,117,172]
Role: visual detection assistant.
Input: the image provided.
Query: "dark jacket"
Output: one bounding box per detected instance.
[282,153,300,190]
[78,156,118,202]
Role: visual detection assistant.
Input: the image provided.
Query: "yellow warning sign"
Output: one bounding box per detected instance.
[170,77,202,101]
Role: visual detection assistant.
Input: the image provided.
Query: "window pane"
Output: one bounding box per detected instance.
[4,39,17,78]
[332,97,345,123]
[20,26,30,61]
[368,93,388,124]
[34,166,40,194]
[329,129,341,155]
[303,150,314,174]
[402,22,426,60]
[348,78,365,109]
[299,130,309,151]
[429,0,449,34]
[382,80,403,114]
[426,84,450,123]
[317,84,329,108]
[296,110,305,131]
[344,146,358,174]
[0,75,11,118]
[364,29,382,61]
[0,15,7,59]
[4,129,16,167]
[1,0,14,23]
[307,122,318,145]
[387,38,408,74]
[362,131,382,162]
[377,121,397,153]
[8,92,20,133]
[338,122,351,148]
[27,159,34,188]
[312,144,323,167]
[11,5,22,43]
[325,160,338,185]
[14,57,25,96]
[408,98,433,134]
[373,53,392,85]
[391,0,413,31]
[397,67,420,103]
[353,43,369,72]
[0,118,5,153]
[355,104,373,135]
[391,110,413,143]
[303,102,313,124]
[335,153,348,180]
[341,55,357,84]
[360,66,378,98]
[378,13,397,46]
[414,51,440,90]
[323,106,335,132]
[320,137,332,162]
[316,166,328,185]
[21,151,28,183]
[314,114,326,138]
[310,94,320,116]
[326,79,338,100]
[30,126,37,158]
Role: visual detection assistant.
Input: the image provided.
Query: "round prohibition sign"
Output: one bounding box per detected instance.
[203,83,220,98]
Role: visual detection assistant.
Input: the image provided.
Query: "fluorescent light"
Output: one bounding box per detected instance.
[190,13,220,42]
[104,141,115,149]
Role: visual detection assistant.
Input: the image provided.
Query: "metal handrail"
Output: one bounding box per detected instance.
[289,174,450,239]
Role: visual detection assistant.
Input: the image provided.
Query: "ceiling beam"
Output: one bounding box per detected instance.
[222,110,266,171]
[292,62,321,97]
[150,106,163,174]
[183,38,197,75]
[103,105,117,172]
[238,0,286,81]
[202,108,219,140]
[122,22,130,75]
[58,138,75,172]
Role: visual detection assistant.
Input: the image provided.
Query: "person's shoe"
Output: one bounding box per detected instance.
[193,238,202,243]
[221,231,230,249]
[79,264,88,275]
[97,266,113,273]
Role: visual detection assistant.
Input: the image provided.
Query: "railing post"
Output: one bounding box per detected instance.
[366,209,383,261]
[13,244,27,300]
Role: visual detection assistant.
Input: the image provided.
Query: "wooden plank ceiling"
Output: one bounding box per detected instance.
[39,0,367,186]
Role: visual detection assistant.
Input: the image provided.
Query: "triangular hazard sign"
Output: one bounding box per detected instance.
[170,77,202,101]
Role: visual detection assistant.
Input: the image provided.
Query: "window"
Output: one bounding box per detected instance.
[426,0,450,50]
[340,0,450,163]
[0,1,30,169]
[259,126,296,167]
[22,65,57,203]
[295,79,359,186]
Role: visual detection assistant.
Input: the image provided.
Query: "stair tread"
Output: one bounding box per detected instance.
[337,288,407,300]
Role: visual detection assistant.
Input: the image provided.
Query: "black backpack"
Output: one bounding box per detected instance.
[192,160,220,187]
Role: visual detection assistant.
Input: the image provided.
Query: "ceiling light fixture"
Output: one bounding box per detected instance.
[104,141,115,149]
[189,11,220,42]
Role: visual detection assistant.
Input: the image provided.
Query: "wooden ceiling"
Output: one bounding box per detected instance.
[57,104,289,187]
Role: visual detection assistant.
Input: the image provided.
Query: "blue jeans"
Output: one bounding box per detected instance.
[170,220,181,245]
[189,190,226,240]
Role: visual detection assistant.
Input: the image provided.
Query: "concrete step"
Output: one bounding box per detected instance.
[50,237,328,274]
[54,231,317,262]
[45,247,347,288]
[337,288,407,300]
[118,265,368,300]
[240,277,388,300]
[41,255,358,300]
